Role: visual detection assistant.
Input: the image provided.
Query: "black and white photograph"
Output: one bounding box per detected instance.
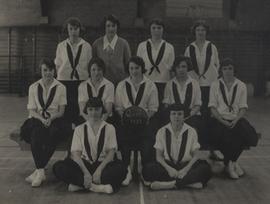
[0,0,269,203]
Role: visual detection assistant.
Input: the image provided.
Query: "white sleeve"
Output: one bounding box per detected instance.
[115,83,124,112]
[208,82,218,108]
[154,129,165,152]
[71,127,83,152]
[58,85,67,106]
[55,43,62,68]
[105,125,118,152]
[27,85,37,110]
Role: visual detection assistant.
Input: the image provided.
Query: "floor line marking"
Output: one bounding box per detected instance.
[139,181,145,204]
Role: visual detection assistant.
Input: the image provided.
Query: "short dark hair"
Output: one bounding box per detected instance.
[168,103,185,112]
[149,18,165,31]
[102,14,120,31]
[39,58,57,78]
[219,58,236,77]
[83,97,106,115]
[62,17,85,37]
[127,56,146,74]
[88,57,106,77]
[191,20,210,36]
[172,55,193,72]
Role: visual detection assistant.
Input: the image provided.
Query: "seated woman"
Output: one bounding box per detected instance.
[53,97,127,193]
[20,58,67,187]
[115,56,159,185]
[163,56,208,146]
[208,58,258,179]
[78,57,114,123]
[142,104,212,190]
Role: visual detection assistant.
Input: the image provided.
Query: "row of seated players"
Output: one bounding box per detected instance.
[20,56,258,193]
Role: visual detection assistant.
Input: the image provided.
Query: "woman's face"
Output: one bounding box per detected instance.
[221,64,235,79]
[67,24,80,38]
[150,23,163,40]
[86,106,103,120]
[41,64,54,81]
[90,63,103,81]
[175,61,188,78]
[129,62,143,79]
[105,20,117,37]
[170,110,184,126]
[195,25,207,40]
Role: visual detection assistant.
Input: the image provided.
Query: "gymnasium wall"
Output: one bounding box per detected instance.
[0,0,269,95]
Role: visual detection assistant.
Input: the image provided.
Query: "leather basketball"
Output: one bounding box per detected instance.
[122,106,148,130]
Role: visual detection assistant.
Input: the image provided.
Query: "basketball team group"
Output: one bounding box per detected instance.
[19,14,259,193]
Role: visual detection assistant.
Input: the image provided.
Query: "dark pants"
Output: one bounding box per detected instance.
[60,80,82,125]
[185,115,208,148]
[209,117,258,165]
[53,158,127,192]
[155,82,166,110]
[20,117,67,168]
[200,86,210,120]
[116,114,159,166]
[142,159,212,188]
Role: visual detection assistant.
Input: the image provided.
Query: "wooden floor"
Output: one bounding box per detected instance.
[0,94,270,204]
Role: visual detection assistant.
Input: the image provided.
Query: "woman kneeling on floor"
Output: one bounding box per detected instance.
[53,97,127,193]
[142,103,212,190]
[21,58,68,187]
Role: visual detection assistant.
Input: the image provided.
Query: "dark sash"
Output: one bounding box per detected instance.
[189,43,212,79]
[125,81,146,106]
[146,41,166,75]
[165,128,189,164]
[37,84,57,119]
[84,124,106,163]
[87,83,105,99]
[219,81,238,112]
[172,82,193,110]
[66,43,83,80]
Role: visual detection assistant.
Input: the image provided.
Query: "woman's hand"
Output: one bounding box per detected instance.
[166,166,178,178]
[178,168,188,179]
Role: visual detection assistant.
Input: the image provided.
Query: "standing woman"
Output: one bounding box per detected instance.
[137,19,175,106]
[184,20,219,118]
[20,58,67,187]
[92,14,131,85]
[208,58,258,179]
[78,57,114,123]
[53,97,127,193]
[55,17,92,126]
[184,20,220,159]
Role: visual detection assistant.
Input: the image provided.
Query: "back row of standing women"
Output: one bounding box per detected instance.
[21,14,258,193]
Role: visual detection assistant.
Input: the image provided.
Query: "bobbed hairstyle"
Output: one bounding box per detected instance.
[39,58,57,77]
[191,19,210,36]
[88,57,106,77]
[83,97,106,115]
[219,57,237,77]
[126,56,147,74]
[171,55,193,72]
[102,14,120,31]
[149,18,165,31]
[62,17,85,37]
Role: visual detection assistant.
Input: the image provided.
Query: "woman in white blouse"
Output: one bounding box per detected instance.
[208,58,258,179]
[78,57,114,123]
[184,20,221,160]
[137,18,175,107]
[20,58,67,187]
[55,17,92,126]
